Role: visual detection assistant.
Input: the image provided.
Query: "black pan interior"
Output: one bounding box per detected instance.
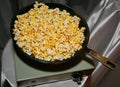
[10,2,90,65]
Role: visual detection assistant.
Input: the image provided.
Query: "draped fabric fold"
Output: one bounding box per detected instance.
[87,0,120,86]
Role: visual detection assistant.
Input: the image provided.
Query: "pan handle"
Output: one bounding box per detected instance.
[86,48,117,70]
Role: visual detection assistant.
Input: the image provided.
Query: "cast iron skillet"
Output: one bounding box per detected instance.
[11,2,116,70]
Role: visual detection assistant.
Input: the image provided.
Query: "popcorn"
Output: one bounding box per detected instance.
[13,2,85,61]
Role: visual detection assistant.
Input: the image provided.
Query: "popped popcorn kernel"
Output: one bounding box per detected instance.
[13,2,85,61]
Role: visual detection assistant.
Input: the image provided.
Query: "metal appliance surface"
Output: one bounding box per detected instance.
[14,44,95,86]
[2,39,95,87]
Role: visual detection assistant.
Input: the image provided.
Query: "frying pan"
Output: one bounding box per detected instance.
[10,2,116,70]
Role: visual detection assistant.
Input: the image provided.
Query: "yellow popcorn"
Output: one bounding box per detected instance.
[13,2,85,61]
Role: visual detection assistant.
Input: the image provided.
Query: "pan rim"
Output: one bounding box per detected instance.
[10,2,90,64]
